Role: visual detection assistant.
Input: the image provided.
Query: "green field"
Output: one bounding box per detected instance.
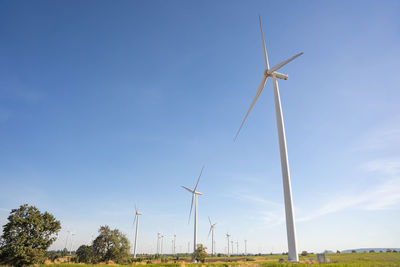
[38,252,400,267]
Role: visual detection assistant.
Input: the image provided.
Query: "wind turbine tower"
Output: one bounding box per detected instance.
[226,233,230,257]
[161,235,164,254]
[173,234,176,254]
[208,217,217,256]
[182,166,205,262]
[156,233,161,255]
[234,16,303,262]
[133,206,142,258]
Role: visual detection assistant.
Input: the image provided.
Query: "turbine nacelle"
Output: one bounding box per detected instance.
[264,70,288,80]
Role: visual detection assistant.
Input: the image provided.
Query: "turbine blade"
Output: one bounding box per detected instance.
[133,214,137,227]
[188,194,194,224]
[208,227,212,238]
[193,165,204,192]
[234,75,268,141]
[181,185,194,193]
[208,216,212,226]
[268,52,303,74]
[259,15,269,70]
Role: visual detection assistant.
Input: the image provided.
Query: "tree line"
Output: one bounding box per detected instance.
[0,204,209,267]
[0,204,132,266]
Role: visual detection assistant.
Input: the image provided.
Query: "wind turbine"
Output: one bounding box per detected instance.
[234,16,303,262]
[133,206,142,258]
[182,166,204,262]
[226,233,231,257]
[208,217,217,256]
[173,234,176,254]
[156,233,161,255]
[160,235,164,254]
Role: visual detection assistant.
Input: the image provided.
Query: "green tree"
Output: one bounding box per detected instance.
[61,248,68,257]
[194,244,208,263]
[92,225,130,264]
[0,204,61,267]
[76,245,94,263]
[301,251,308,256]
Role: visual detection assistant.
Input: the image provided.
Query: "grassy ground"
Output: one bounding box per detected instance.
[41,252,400,267]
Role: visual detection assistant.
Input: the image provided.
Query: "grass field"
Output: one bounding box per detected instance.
[39,252,400,267]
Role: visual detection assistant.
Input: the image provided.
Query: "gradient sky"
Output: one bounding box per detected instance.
[1,0,400,254]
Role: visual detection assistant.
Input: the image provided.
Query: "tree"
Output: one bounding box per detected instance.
[336,250,341,254]
[0,204,61,267]
[351,250,356,253]
[369,250,375,253]
[92,225,130,264]
[76,245,94,263]
[61,248,68,257]
[301,251,308,256]
[194,244,208,263]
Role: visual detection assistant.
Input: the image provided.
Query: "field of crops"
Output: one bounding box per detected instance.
[37,252,400,267]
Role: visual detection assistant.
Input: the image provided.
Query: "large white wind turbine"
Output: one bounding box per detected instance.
[133,206,142,258]
[208,217,217,256]
[182,166,204,263]
[234,16,303,262]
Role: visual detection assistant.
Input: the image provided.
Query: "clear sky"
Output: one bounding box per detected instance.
[1,0,400,254]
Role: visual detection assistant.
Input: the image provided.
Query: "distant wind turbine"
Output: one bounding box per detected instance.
[208,217,217,256]
[156,233,161,255]
[234,16,303,262]
[133,206,142,258]
[226,233,231,257]
[182,166,205,263]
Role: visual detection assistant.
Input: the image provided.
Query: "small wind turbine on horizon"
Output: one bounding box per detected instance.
[182,166,205,263]
[207,216,217,256]
[226,233,231,257]
[156,233,161,255]
[234,16,303,262]
[133,206,142,258]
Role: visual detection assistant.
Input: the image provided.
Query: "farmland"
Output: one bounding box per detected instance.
[38,252,400,267]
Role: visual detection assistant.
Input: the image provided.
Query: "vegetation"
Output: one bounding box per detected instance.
[92,225,130,264]
[0,204,61,267]
[194,244,208,263]
[34,251,400,266]
[76,245,94,263]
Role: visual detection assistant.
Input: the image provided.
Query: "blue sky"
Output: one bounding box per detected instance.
[1,0,400,254]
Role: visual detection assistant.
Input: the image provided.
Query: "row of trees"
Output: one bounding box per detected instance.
[0,204,133,267]
[0,204,208,266]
